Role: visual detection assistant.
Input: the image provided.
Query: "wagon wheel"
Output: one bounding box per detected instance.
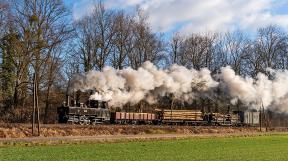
[68,115,77,124]
[91,121,97,125]
[85,119,91,125]
[132,120,138,125]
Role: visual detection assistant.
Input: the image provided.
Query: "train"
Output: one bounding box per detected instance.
[57,98,260,126]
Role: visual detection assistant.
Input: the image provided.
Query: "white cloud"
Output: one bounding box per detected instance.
[72,0,96,20]
[105,0,146,8]
[72,0,288,34]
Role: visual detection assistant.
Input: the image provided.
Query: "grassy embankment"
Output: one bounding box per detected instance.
[1,134,288,161]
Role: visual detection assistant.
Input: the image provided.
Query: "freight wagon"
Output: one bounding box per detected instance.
[110,112,156,124]
[155,109,205,125]
[236,111,260,126]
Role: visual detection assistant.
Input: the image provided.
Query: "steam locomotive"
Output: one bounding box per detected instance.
[57,99,110,125]
[57,99,260,126]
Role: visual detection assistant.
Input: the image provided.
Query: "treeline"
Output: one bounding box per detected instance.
[1,0,288,123]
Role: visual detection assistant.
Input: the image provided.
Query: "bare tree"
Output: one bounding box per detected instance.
[177,33,216,70]
[168,32,183,65]
[221,31,250,75]
[0,0,9,36]
[43,47,64,123]
[248,25,288,76]
[75,3,166,71]
[128,11,165,69]
[75,2,116,71]
[110,11,134,69]
[74,17,95,72]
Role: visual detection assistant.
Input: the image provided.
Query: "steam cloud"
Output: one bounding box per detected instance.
[71,61,288,113]
[71,61,217,107]
[220,66,288,112]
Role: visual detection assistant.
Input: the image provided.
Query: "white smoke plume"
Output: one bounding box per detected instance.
[71,62,288,113]
[71,61,218,107]
[220,66,288,112]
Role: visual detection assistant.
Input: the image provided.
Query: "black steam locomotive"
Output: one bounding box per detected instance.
[57,99,110,125]
[57,99,260,126]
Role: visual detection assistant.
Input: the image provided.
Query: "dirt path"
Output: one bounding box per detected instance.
[0,133,192,142]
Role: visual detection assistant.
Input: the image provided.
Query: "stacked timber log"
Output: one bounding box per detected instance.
[161,110,203,121]
[213,113,239,123]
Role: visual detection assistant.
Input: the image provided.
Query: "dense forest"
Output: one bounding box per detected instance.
[1,0,288,123]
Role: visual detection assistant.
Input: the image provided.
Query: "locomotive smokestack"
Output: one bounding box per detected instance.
[66,95,70,107]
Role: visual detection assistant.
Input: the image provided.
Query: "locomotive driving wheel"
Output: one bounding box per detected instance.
[79,116,90,125]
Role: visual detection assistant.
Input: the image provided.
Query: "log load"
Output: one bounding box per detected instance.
[156,109,203,121]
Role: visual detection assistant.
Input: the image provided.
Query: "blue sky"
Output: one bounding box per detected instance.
[64,0,288,37]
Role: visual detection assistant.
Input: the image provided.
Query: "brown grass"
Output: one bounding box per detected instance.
[0,123,287,138]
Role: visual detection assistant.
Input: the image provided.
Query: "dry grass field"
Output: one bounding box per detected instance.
[0,123,272,138]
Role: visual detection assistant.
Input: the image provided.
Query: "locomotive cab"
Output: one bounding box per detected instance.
[89,100,108,109]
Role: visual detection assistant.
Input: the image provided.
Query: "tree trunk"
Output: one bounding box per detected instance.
[43,83,51,124]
